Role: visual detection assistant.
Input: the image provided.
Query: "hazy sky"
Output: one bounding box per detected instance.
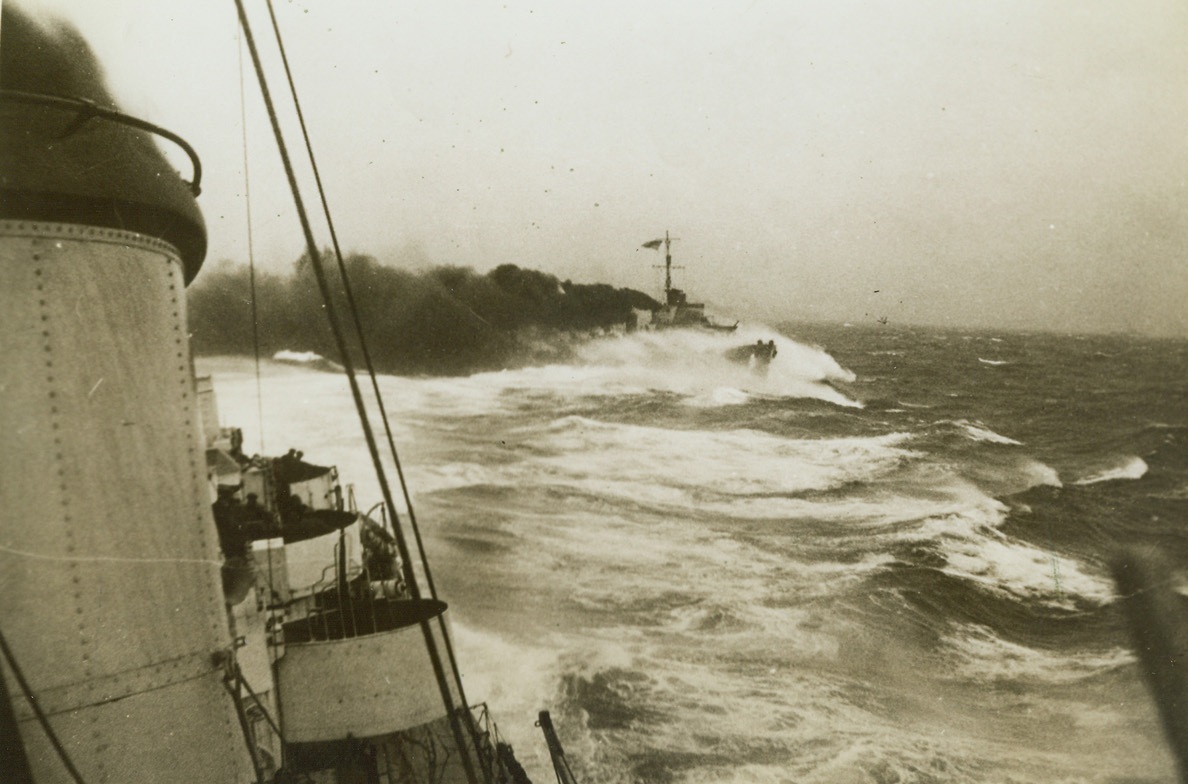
[19,0,1188,335]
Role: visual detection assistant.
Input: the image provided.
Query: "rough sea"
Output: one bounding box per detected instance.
[198,321,1188,784]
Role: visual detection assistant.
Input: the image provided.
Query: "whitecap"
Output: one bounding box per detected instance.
[573,329,861,407]
[273,349,325,363]
[931,418,1023,445]
[957,420,1023,446]
[269,349,345,374]
[914,504,1114,608]
[526,417,917,500]
[944,624,1131,685]
[1073,456,1149,485]
[1020,460,1062,489]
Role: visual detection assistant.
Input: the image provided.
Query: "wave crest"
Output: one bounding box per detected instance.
[1073,456,1148,485]
[573,328,859,407]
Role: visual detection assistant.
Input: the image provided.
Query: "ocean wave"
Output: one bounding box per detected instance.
[272,349,345,372]
[686,387,753,407]
[550,639,906,783]
[953,458,1063,498]
[1072,456,1148,485]
[199,327,1184,784]
[528,416,916,500]
[1019,459,1063,489]
[549,632,1038,784]
[1146,421,1186,431]
[273,349,324,363]
[977,358,1009,366]
[914,504,1114,609]
[573,329,860,407]
[416,461,505,493]
[448,623,566,763]
[944,624,1132,685]
[952,419,1023,445]
[914,419,1025,459]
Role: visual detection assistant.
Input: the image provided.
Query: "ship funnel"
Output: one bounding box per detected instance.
[0,7,253,782]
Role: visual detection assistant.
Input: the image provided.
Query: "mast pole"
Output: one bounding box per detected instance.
[664,229,672,300]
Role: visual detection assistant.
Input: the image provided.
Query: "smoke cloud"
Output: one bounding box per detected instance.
[186,253,659,375]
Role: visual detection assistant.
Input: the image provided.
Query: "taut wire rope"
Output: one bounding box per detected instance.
[238,22,266,457]
[236,23,285,773]
[230,3,479,782]
[257,0,481,755]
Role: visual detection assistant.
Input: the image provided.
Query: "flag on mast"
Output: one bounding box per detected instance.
[641,239,663,250]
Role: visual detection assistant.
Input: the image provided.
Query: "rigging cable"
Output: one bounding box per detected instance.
[0,641,36,783]
[237,19,266,456]
[236,24,285,772]
[230,3,480,782]
[259,0,451,604]
[258,1,488,777]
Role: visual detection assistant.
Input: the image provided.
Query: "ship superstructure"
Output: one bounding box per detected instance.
[641,231,738,332]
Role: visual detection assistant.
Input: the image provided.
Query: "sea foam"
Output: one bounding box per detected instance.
[944,624,1132,685]
[1073,456,1149,485]
[956,420,1023,446]
[572,328,860,407]
[524,416,915,502]
[916,504,1114,609]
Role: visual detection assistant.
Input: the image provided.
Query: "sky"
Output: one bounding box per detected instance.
[15,0,1188,336]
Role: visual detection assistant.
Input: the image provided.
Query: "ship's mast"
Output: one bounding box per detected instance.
[644,231,680,303]
[664,229,672,299]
